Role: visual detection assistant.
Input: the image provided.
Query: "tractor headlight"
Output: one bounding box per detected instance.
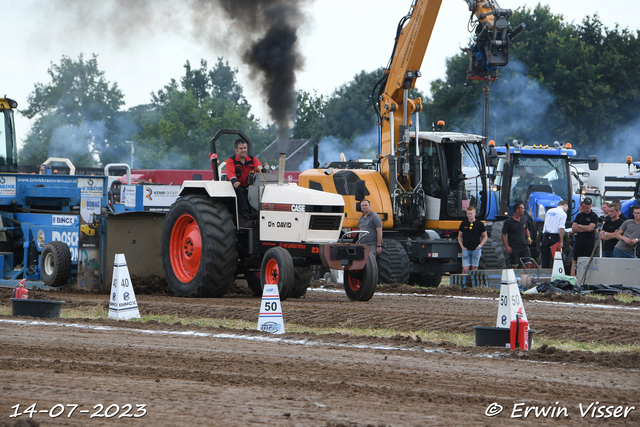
[538,204,546,220]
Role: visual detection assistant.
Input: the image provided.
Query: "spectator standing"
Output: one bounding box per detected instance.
[611,201,628,221]
[501,202,532,267]
[613,205,640,258]
[571,197,599,272]
[458,206,488,274]
[358,199,383,258]
[541,200,568,268]
[600,203,625,257]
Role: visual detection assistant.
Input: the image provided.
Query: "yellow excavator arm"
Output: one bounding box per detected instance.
[376,0,521,188]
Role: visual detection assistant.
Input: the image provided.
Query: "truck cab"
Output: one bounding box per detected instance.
[491,142,598,226]
[492,144,575,226]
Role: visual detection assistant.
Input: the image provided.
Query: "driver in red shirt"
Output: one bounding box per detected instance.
[226,139,263,228]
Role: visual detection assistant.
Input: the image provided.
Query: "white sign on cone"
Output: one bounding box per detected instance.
[496,269,528,328]
[552,251,565,277]
[257,284,285,334]
[108,254,140,320]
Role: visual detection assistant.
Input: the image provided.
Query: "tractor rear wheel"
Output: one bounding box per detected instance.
[161,195,237,297]
[40,241,72,287]
[261,247,294,301]
[344,252,378,301]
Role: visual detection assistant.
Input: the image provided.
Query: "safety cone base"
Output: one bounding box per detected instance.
[496,269,528,328]
[257,285,285,334]
[108,254,140,320]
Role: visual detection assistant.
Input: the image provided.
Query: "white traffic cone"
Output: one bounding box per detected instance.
[108,254,140,320]
[552,251,566,278]
[257,284,285,334]
[496,269,528,328]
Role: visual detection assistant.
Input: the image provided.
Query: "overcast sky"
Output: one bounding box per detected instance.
[4,0,640,149]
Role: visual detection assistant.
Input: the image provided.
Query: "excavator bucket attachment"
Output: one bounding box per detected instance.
[465,7,524,81]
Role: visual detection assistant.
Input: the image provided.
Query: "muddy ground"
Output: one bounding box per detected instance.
[1,279,639,426]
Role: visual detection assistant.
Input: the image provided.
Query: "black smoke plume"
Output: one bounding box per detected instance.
[42,0,311,153]
[215,0,307,151]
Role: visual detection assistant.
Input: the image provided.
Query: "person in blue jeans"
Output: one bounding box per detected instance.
[458,206,488,274]
[612,205,640,258]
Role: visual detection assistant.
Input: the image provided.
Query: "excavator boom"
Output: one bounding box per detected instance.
[376,0,520,196]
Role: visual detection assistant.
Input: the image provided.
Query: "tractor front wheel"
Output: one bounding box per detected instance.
[344,252,378,301]
[261,247,294,301]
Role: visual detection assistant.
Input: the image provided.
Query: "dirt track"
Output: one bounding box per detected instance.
[1,281,639,426]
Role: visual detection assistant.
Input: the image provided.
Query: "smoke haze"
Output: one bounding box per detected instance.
[463,60,556,145]
[298,127,378,171]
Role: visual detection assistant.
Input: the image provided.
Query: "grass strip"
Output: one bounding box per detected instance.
[1,304,638,353]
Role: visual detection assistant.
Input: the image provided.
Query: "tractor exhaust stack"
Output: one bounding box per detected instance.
[278,153,286,186]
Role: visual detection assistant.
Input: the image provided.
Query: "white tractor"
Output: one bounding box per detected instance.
[161,130,377,301]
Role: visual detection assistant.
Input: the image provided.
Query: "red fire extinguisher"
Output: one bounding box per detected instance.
[510,313,529,351]
[11,279,28,316]
[12,279,28,299]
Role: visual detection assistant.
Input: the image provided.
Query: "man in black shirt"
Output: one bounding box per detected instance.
[501,202,533,267]
[611,201,628,221]
[458,206,488,274]
[599,203,625,257]
[571,197,599,272]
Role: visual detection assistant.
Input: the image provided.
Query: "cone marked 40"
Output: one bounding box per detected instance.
[108,254,140,320]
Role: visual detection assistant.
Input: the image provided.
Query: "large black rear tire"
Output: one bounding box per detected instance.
[161,195,238,297]
[344,252,378,301]
[377,239,410,284]
[40,241,72,287]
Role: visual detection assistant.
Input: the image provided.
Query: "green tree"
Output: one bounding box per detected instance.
[135,59,274,169]
[292,89,325,139]
[425,3,640,158]
[314,69,382,144]
[19,54,125,166]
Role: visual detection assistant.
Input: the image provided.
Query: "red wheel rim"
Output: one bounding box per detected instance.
[170,214,202,283]
[347,271,362,292]
[265,259,279,284]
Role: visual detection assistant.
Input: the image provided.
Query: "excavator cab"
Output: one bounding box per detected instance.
[0,97,19,173]
[418,132,487,230]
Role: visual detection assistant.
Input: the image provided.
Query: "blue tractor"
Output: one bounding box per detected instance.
[480,140,598,270]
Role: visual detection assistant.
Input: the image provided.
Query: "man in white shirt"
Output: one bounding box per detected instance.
[541,200,568,268]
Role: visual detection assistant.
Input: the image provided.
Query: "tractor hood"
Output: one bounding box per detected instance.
[260,184,345,209]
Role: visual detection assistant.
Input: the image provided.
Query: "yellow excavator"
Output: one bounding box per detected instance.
[299,0,523,286]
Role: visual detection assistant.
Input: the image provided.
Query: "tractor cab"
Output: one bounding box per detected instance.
[491,142,598,226]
